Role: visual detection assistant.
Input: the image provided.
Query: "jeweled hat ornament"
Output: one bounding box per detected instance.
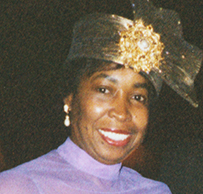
[66,0,202,107]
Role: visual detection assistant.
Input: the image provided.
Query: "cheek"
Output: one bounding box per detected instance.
[133,109,149,130]
[80,99,107,121]
[94,106,104,114]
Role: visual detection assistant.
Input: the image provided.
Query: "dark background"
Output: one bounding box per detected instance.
[1,0,203,193]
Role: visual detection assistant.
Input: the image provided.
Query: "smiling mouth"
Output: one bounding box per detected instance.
[98,129,131,146]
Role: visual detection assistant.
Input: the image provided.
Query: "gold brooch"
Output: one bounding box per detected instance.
[119,20,164,73]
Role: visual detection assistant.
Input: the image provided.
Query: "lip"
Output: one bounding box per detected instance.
[98,128,131,147]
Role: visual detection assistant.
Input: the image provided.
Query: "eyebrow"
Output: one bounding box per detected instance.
[92,73,117,84]
[92,73,149,89]
[133,83,148,89]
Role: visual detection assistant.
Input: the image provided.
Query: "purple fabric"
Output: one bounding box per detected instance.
[0,138,172,193]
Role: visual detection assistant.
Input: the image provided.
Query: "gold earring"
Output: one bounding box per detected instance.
[64,105,70,127]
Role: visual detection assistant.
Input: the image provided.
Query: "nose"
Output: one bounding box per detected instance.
[108,94,132,122]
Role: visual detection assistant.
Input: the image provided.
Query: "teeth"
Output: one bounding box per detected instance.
[99,129,130,141]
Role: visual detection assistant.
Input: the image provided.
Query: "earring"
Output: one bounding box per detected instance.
[64,104,70,127]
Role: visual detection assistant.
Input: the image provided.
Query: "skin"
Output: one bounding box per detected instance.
[64,65,149,165]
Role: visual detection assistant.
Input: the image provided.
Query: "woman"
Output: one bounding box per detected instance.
[0,0,202,193]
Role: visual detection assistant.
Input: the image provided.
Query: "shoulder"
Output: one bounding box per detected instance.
[120,166,172,193]
[0,149,64,194]
[0,171,39,194]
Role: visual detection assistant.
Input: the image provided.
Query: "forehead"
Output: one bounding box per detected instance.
[83,64,149,89]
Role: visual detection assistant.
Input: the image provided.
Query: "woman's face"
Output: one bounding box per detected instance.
[65,65,149,165]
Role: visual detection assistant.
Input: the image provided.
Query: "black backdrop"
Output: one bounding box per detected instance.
[1,0,203,191]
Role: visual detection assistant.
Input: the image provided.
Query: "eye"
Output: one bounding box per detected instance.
[132,95,146,103]
[97,87,110,94]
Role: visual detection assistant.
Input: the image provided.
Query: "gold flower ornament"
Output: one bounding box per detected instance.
[119,20,164,73]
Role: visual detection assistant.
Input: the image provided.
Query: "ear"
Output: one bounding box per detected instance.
[64,94,73,110]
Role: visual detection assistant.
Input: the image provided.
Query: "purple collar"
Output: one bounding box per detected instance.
[57,138,122,180]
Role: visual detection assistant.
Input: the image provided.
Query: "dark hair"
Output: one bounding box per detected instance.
[63,58,157,108]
